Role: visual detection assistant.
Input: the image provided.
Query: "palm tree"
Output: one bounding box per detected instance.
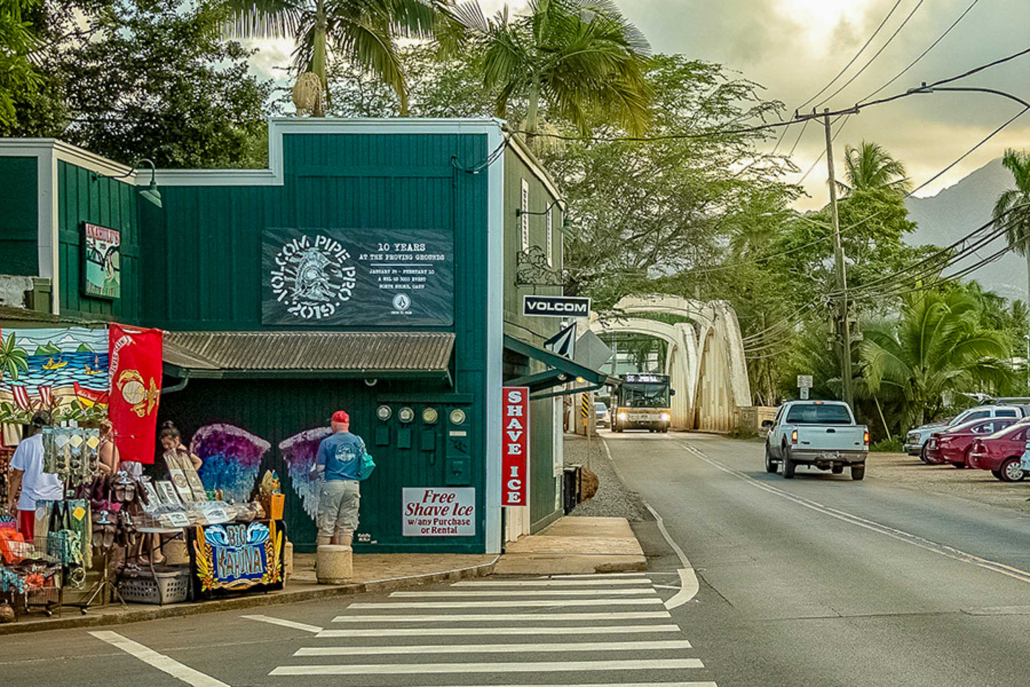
[222,0,446,116]
[838,141,912,196]
[993,149,1030,304]
[0,331,29,383]
[459,0,652,136]
[861,289,1014,432]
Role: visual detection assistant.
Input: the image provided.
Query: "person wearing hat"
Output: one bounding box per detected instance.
[7,411,63,540]
[311,410,366,547]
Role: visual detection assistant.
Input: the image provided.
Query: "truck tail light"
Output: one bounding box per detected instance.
[791,429,798,443]
[864,430,870,445]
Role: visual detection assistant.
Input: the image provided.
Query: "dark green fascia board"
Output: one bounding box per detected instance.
[163,365,449,382]
[530,380,608,400]
[505,369,569,391]
[503,334,612,386]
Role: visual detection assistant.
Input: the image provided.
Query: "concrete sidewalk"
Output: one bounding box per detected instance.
[494,516,647,575]
[2,516,648,633]
[0,553,495,636]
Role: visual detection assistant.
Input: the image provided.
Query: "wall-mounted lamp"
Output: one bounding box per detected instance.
[516,198,573,237]
[95,158,162,208]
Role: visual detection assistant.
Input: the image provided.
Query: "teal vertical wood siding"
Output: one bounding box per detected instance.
[56,161,141,322]
[142,132,492,552]
[0,156,39,276]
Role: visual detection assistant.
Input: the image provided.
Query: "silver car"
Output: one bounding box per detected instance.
[595,401,610,428]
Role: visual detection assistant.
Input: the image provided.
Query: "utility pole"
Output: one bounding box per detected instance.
[823,108,854,409]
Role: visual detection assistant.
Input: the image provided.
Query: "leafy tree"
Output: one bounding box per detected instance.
[0,331,29,383]
[223,0,444,116]
[0,0,41,128]
[458,0,652,136]
[59,1,275,168]
[861,289,1014,431]
[3,1,275,168]
[838,140,912,196]
[993,149,1030,303]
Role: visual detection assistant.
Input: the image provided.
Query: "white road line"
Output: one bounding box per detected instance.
[390,588,658,597]
[90,631,231,687]
[316,624,682,638]
[331,611,672,623]
[348,598,665,609]
[539,572,648,578]
[600,436,700,610]
[681,441,1030,586]
[269,658,705,676]
[240,615,322,634]
[295,639,693,656]
[452,578,653,587]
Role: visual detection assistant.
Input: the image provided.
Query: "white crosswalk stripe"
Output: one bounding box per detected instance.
[269,574,717,686]
[389,588,658,597]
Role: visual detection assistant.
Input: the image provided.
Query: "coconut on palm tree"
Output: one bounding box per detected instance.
[861,289,1013,432]
[838,141,912,196]
[457,0,652,137]
[222,0,447,116]
[0,331,29,383]
[993,149,1030,304]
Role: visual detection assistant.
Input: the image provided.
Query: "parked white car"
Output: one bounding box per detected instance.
[763,400,869,480]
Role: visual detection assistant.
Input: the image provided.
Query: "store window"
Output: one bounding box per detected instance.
[546,207,553,266]
[521,178,530,251]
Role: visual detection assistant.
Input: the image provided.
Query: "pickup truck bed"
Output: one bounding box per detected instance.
[764,400,869,480]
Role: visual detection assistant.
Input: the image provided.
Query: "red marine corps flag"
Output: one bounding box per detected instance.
[108,324,163,464]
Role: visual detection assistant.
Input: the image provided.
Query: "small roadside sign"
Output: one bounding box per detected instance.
[523,295,591,318]
[800,387,809,400]
[797,375,813,389]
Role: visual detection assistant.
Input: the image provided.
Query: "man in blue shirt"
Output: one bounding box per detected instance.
[312,410,365,547]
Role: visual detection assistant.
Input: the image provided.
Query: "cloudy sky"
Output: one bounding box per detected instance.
[249,0,1030,209]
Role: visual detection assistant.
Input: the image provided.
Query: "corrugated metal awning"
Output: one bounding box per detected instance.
[163,331,454,380]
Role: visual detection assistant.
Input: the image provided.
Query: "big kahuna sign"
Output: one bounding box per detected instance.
[523,295,591,318]
[262,228,454,326]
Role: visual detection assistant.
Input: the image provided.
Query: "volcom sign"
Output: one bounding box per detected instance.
[262,228,453,326]
[523,295,591,318]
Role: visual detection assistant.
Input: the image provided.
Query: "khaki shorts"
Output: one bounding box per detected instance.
[317,480,360,539]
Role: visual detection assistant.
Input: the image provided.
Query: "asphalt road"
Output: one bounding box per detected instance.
[607,432,1030,687]
[4,432,1030,687]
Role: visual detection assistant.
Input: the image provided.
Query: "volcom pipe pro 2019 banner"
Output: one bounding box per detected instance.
[261,228,454,327]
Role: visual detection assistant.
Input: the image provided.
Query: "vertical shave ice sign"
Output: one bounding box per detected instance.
[502,387,530,506]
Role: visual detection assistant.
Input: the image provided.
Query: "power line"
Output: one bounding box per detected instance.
[861,0,983,102]
[514,48,1030,144]
[813,0,928,109]
[797,0,906,110]
[704,105,1028,282]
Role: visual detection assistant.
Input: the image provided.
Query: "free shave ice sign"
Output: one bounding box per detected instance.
[502,387,529,506]
[402,488,476,537]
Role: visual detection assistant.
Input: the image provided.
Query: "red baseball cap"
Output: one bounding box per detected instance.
[332,410,350,424]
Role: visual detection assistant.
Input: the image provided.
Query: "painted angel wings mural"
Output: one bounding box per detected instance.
[192,424,271,503]
[278,427,331,520]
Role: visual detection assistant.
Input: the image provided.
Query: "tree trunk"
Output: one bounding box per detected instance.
[312,0,327,116]
[1025,248,1030,307]
[526,72,541,135]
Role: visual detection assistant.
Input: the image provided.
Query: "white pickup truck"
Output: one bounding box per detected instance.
[763,400,869,480]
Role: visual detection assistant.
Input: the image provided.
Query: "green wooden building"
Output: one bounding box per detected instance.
[0,119,611,553]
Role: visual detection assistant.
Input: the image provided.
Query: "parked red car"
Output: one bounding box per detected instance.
[968,422,1030,482]
[924,417,1019,467]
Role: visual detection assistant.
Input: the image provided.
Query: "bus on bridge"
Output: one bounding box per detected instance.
[611,372,674,433]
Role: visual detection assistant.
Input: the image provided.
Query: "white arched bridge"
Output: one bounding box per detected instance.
[590,294,752,432]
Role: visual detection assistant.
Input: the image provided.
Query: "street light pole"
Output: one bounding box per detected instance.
[823,108,855,409]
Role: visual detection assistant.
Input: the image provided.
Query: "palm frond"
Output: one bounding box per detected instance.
[221,0,307,40]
